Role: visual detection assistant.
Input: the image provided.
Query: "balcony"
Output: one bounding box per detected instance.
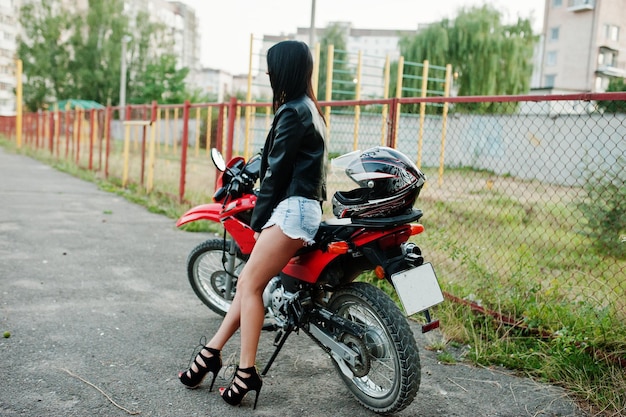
[568,0,594,12]
[596,65,626,77]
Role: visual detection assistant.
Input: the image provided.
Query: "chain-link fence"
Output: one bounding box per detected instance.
[2,92,625,377]
[239,93,626,359]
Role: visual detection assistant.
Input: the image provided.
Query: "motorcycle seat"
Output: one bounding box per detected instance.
[291,208,424,257]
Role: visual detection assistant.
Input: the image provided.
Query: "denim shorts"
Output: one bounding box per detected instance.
[263,196,322,245]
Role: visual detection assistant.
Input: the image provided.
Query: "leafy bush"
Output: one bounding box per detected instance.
[578,158,626,259]
[597,78,626,113]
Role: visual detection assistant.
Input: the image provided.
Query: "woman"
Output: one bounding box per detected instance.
[178,40,327,409]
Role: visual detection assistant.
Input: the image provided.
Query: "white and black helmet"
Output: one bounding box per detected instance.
[331,146,426,219]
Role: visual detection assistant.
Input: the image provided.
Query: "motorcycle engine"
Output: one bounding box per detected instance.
[262,277,294,328]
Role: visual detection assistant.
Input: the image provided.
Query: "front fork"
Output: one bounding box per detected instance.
[222,233,239,301]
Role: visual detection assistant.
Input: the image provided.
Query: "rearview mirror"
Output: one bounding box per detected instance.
[210,148,226,172]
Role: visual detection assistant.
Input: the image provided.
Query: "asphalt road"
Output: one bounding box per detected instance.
[0,147,586,417]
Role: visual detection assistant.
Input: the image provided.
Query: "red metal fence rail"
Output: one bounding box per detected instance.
[1,93,624,369]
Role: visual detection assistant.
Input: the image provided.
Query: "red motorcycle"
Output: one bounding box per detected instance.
[176,146,444,414]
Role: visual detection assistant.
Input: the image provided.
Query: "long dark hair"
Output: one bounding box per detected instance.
[266,40,324,119]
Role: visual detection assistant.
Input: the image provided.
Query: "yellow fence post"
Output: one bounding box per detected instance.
[148,120,157,193]
[324,44,334,144]
[244,34,254,160]
[173,107,179,154]
[15,59,22,148]
[40,110,45,149]
[394,56,404,148]
[73,108,80,163]
[265,106,271,131]
[164,108,170,153]
[194,107,201,157]
[312,43,320,97]
[122,122,131,187]
[90,109,96,167]
[381,55,390,146]
[54,104,60,157]
[235,102,242,156]
[353,50,362,151]
[438,64,452,185]
[205,107,212,157]
[155,108,162,155]
[418,60,429,168]
[133,122,139,152]
[64,102,71,158]
[102,105,109,165]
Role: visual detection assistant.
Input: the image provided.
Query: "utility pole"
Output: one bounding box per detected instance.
[119,35,131,121]
[309,0,316,47]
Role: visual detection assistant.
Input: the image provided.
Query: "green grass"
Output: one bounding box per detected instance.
[415,194,626,415]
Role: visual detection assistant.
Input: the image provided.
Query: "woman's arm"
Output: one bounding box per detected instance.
[250,108,305,232]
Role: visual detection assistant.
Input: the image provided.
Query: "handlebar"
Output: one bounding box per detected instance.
[212,153,260,204]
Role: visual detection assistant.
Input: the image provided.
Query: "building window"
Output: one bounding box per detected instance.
[553,0,562,6]
[546,51,558,66]
[550,27,560,41]
[595,76,609,92]
[604,24,620,41]
[568,0,594,6]
[545,74,556,88]
[598,48,617,67]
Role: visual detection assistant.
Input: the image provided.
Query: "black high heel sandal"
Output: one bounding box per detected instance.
[220,366,263,409]
[178,346,222,391]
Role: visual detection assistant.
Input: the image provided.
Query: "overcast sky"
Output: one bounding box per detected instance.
[179,0,546,74]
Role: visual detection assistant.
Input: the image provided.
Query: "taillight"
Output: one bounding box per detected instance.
[328,241,349,254]
[374,265,385,279]
[410,224,424,235]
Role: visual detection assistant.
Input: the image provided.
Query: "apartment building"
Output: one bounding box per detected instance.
[298,23,419,99]
[124,0,200,72]
[539,0,626,92]
[0,0,19,115]
[254,23,419,100]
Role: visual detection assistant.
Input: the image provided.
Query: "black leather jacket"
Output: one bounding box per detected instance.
[250,95,327,232]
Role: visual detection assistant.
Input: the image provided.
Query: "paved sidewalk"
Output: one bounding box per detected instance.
[0,147,586,416]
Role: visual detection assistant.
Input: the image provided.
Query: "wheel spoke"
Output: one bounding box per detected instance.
[339,301,396,396]
[188,239,246,315]
[324,282,420,413]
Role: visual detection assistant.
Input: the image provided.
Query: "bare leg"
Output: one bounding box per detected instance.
[206,225,303,365]
[205,292,242,350]
[236,225,304,367]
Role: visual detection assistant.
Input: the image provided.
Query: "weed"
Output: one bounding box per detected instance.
[436,351,456,364]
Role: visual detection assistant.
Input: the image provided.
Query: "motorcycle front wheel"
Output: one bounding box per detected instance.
[328,282,420,414]
[187,238,247,316]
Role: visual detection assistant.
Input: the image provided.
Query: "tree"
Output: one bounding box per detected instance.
[597,78,626,113]
[17,0,194,110]
[394,22,451,113]
[398,5,538,113]
[130,54,190,104]
[66,0,128,105]
[317,23,356,102]
[17,2,74,110]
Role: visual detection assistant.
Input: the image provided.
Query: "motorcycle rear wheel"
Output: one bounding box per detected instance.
[328,282,420,414]
[187,238,247,316]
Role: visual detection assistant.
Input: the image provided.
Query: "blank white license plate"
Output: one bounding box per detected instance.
[391,263,444,316]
